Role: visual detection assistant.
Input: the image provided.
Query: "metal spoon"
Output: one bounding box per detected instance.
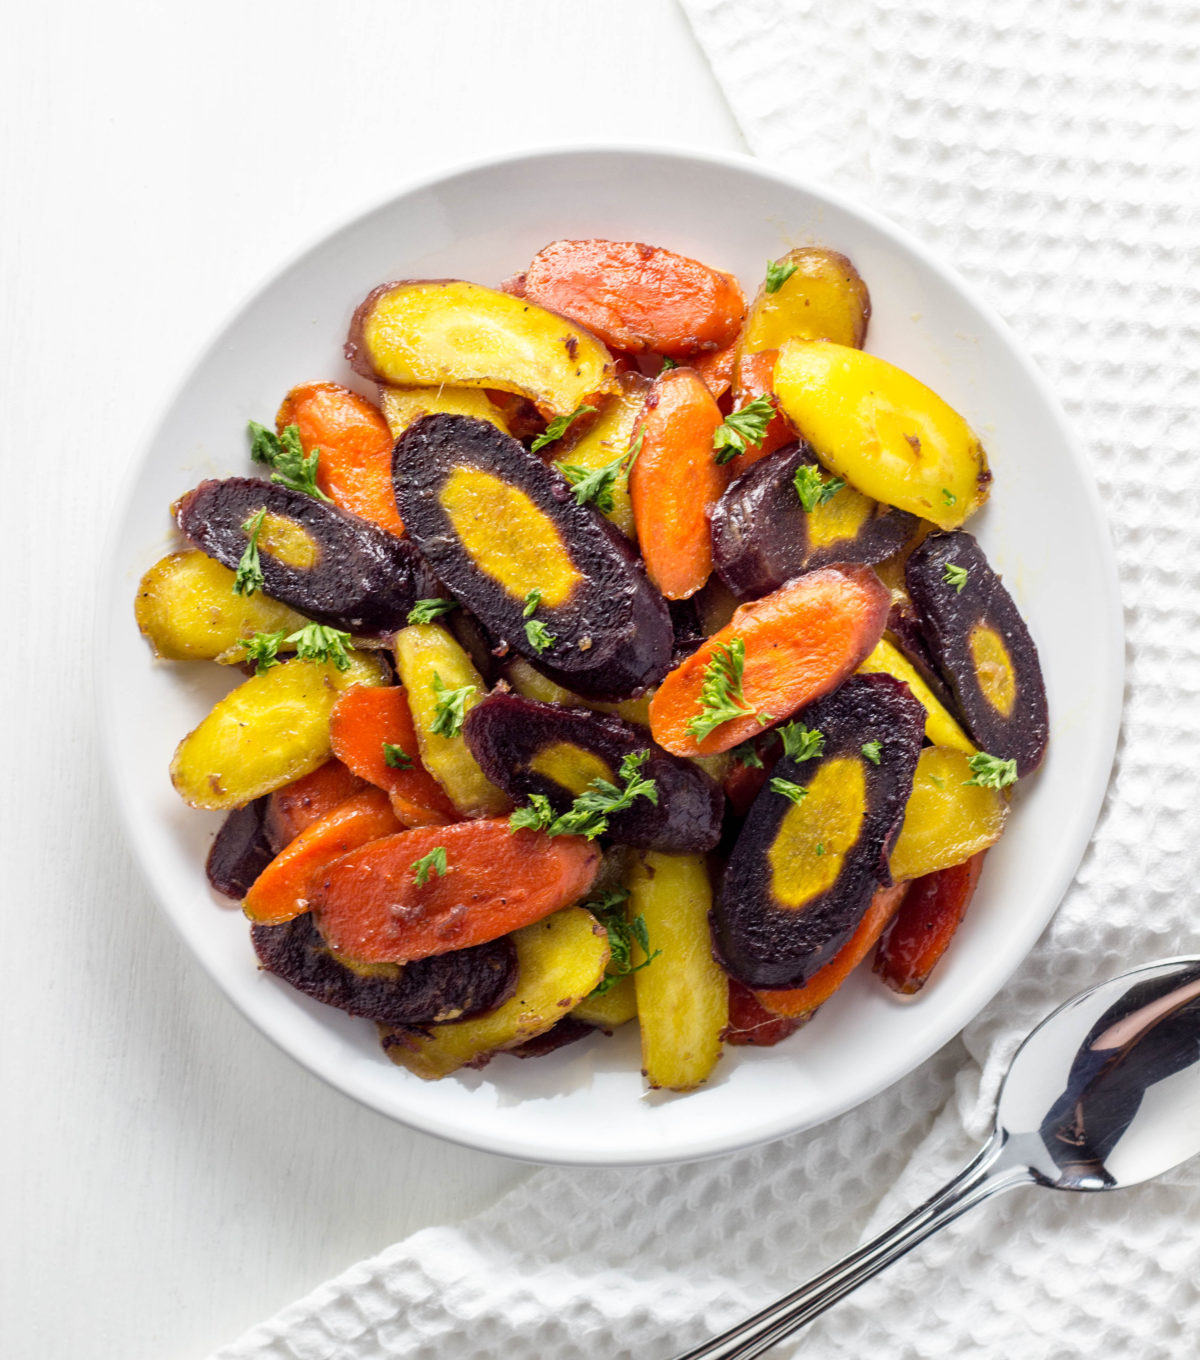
[675,956,1200,1360]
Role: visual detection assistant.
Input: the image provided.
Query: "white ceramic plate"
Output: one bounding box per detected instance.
[99,146,1123,1166]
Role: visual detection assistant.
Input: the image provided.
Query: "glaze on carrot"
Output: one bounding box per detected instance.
[874,852,987,994]
[276,381,404,537]
[329,685,459,828]
[649,564,891,757]
[314,823,602,963]
[265,759,368,851]
[628,368,728,600]
[244,787,403,926]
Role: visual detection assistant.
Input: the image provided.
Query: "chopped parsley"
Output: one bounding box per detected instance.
[712,394,775,464]
[248,421,330,501]
[764,257,799,293]
[530,403,596,453]
[861,740,883,765]
[233,509,267,597]
[964,752,1018,790]
[942,488,957,506]
[816,842,826,856]
[943,562,969,593]
[382,743,413,770]
[585,888,661,995]
[508,750,658,841]
[731,739,765,769]
[523,589,556,655]
[769,777,809,805]
[429,672,475,738]
[560,425,644,514]
[411,846,447,887]
[792,463,846,512]
[687,637,769,742]
[289,623,353,671]
[407,597,458,625]
[779,723,825,762]
[659,355,679,372]
[238,629,287,675]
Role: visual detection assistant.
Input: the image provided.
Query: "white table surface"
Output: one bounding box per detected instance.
[0,4,743,1357]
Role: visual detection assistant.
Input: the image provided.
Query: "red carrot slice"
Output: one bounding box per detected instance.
[313,823,602,963]
[649,564,890,757]
[330,686,459,828]
[723,979,808,1046]
[874,852,987,994]
[629,368,728,600]
[756,882,910,1018]
[276,382,404,537]
[244,787,403,926]
[265,759,368,851]
[522,239,745,359]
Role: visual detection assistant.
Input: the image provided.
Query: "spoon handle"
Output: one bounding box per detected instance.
[672,1133,1034,1360]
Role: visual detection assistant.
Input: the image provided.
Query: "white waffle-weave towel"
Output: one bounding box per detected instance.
[211,2,1200,1355]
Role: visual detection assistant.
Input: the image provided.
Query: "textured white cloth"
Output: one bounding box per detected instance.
[211,2,1200,1356]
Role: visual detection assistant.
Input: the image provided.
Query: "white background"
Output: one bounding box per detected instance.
[0,4,743,1358]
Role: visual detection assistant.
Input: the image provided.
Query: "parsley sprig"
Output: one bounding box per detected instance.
[429,672,476,738]
[234,509,267,597]
[765,257,799,293]
[585,888,660,996]
[769,777,809,805]
[509,750,659,841]
[408,598,458,625]
[248,422,330,501]
[531,404,596,453]
[411,846,448,887]
[712,395,775,464]
[560,425,644,514]
[522,589,556,655]
[793,463,846,512]
[688,638,769,742]
[861,740,883,765]
[383,743,413,769]
[779,723,825,761]
[943,563,969,593]
[964,752,1018,789]
[238,622,353,674]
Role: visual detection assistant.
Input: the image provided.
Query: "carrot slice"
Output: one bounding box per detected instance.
[244,787,403,926]
[276,382,404,537]
[313,823,602,962]
[756,881,910,1017]
[329,685,459,828]
[649,564,890,757]
[264,759,367,850]
[725,349,793,470]
[692,342,737,400]
[874,852,987,994]
[629,368,728,600]
[723,979,808,1046]
[522,239,745,359]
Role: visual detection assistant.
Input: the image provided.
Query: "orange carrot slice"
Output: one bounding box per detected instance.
[724,349,793,471]
[265,759,368,850]
[314,823,602,963]
[276,382,404,537]
[244,787,403,926]
[629,368,728,600]
[649,564,890,757]
[874,852,987,994]
[329,686,459,828]
[692,342,738,401]
[522,239,745,359]
[756,881,910,1017]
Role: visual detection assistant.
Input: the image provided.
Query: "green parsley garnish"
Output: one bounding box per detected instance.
[792,463,846,512]
[816,842,825,856]
[288,623,353,671]
[238,629,287,675]
[522,588,557,654]
[687,637,768,741]
[861,740,883,765]
[584,889,661,996]
[659,355,679,372]
[508,750,659,841]
[248,421,330,501]
[779,723,825,761]
[411,846,448,887]
[429,672,475,738]
[560,425,644,514]
[382,743,413,770]
[530,404,596,453]
[764,257,799,293]
[769,777,809,805]
[731,739,765,769]
[943,563,969,593]
[407,598,458,625]
[712,394,775,464]
[964,752,1018,790]
[942,488,957,506]
[233,509,267,597]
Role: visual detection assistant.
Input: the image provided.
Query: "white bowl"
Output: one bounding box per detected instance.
[99,146,1123,1166]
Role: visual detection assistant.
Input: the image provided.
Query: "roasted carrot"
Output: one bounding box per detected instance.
[692,342,738,400]
[756,882,911,1018]
[244,787,403,926]
[264,759,367,850]
[276,381,404,537]
[723,979,808,1046]
[723,746,773,816]
[649,564,891,757]
[329,685,459,828]
[725,349,793,469]
[521,239,745,359]
[314,823,602,963]
[874,852,987,994]
[628,368,728,600]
